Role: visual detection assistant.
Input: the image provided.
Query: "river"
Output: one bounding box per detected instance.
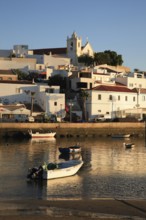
[0,135,146,200]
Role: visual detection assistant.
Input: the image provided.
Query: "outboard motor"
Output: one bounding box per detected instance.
[27,166,43,179]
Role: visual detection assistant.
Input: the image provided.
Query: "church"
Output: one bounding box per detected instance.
[32,32,94,66]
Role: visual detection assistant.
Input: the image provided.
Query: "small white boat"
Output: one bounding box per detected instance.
[112,134,130,138]
[27,159,83,180]
[123,142,135,149]
[28,129,56,139]
[59,145,81,154]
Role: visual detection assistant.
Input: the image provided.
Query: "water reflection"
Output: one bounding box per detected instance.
[0,136,146,200]
[30,137,56,144]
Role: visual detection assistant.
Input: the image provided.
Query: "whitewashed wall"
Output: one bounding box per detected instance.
[87,90,138,120]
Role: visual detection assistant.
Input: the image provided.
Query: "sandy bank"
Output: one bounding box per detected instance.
[0,199,146,219]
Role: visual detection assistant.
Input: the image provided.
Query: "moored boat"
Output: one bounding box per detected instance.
[27,159,83,180]
[28,129,56,139]
[59,145,81,154]
[111,134,130,138]
[123,142,135,149]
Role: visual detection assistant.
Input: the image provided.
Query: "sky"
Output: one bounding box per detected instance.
[0,0,146,71]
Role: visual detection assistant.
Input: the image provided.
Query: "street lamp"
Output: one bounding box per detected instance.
[68,102,73,122]
[60,104,62,121]
[30,92,35,116]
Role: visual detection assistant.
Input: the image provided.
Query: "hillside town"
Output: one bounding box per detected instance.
[0,32,146,123]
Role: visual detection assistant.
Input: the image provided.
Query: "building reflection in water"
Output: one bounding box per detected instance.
[0,136,146,200]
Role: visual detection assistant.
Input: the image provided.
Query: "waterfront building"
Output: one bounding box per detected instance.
[0,81,65,121]
[86,84,146,121]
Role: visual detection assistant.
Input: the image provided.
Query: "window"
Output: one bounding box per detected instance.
[125,96,128,101]
[129,83,133,87]
[70,42,73,50]
[118,95,120,101]
[98,94,101,100]
[142,96,145,101]
[54,102,57,106]
[45,88,54,93]
[133,96,136,101]
[109,95,112,100]
[16,88,20,93]
[77,82,87,89]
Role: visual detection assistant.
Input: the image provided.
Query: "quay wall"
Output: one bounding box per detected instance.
[0,122,145,138]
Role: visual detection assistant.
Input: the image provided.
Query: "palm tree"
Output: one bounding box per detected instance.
[79,89,89,121]
[30,92,35,116]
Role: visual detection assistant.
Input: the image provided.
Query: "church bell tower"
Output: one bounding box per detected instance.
[67,32,82,65]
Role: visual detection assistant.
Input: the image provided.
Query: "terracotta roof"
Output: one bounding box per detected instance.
[0,104,26,111]
[0,70,15,75]
[139,88,146,94]
[0,80,33,84]
[32,47,67,55]
[92,85,136,93]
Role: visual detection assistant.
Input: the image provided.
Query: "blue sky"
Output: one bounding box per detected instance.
[0,0,146,71]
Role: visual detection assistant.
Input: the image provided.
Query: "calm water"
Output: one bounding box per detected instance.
[0,135,146,200]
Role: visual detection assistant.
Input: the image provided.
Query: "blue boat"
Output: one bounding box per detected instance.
[59,145,81,154]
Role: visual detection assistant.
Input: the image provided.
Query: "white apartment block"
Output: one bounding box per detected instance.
[0,57,36,71]
[70,64,130,91]
[116,72,146,89]
[86,84,146,121]
[0,82,65,118]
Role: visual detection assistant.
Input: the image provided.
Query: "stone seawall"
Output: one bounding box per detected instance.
[0,122,145,138]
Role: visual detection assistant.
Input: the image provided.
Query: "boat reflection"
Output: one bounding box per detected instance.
[45,173,83,199]
[59,152,81,161]
[30,137,56,143]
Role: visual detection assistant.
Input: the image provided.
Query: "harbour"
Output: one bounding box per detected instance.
[0,121,145,138]
[0,135,146,201]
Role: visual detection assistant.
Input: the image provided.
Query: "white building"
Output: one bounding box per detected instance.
[86,84,145,121]
[32,32,94,66]
[67,32,94,65]
[0,57,36,71]
[70,64,127,91]
[0,82,65,119]
[116,72,146,89]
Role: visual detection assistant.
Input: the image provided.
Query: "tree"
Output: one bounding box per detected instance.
[78,50,123,67]
[26,72,39,81]
[94,52,111,65]
[94,50,123,66]
[13,69,28,80]
[48,74,67,92]
[78,54,94,66]
[79,89,89,121]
